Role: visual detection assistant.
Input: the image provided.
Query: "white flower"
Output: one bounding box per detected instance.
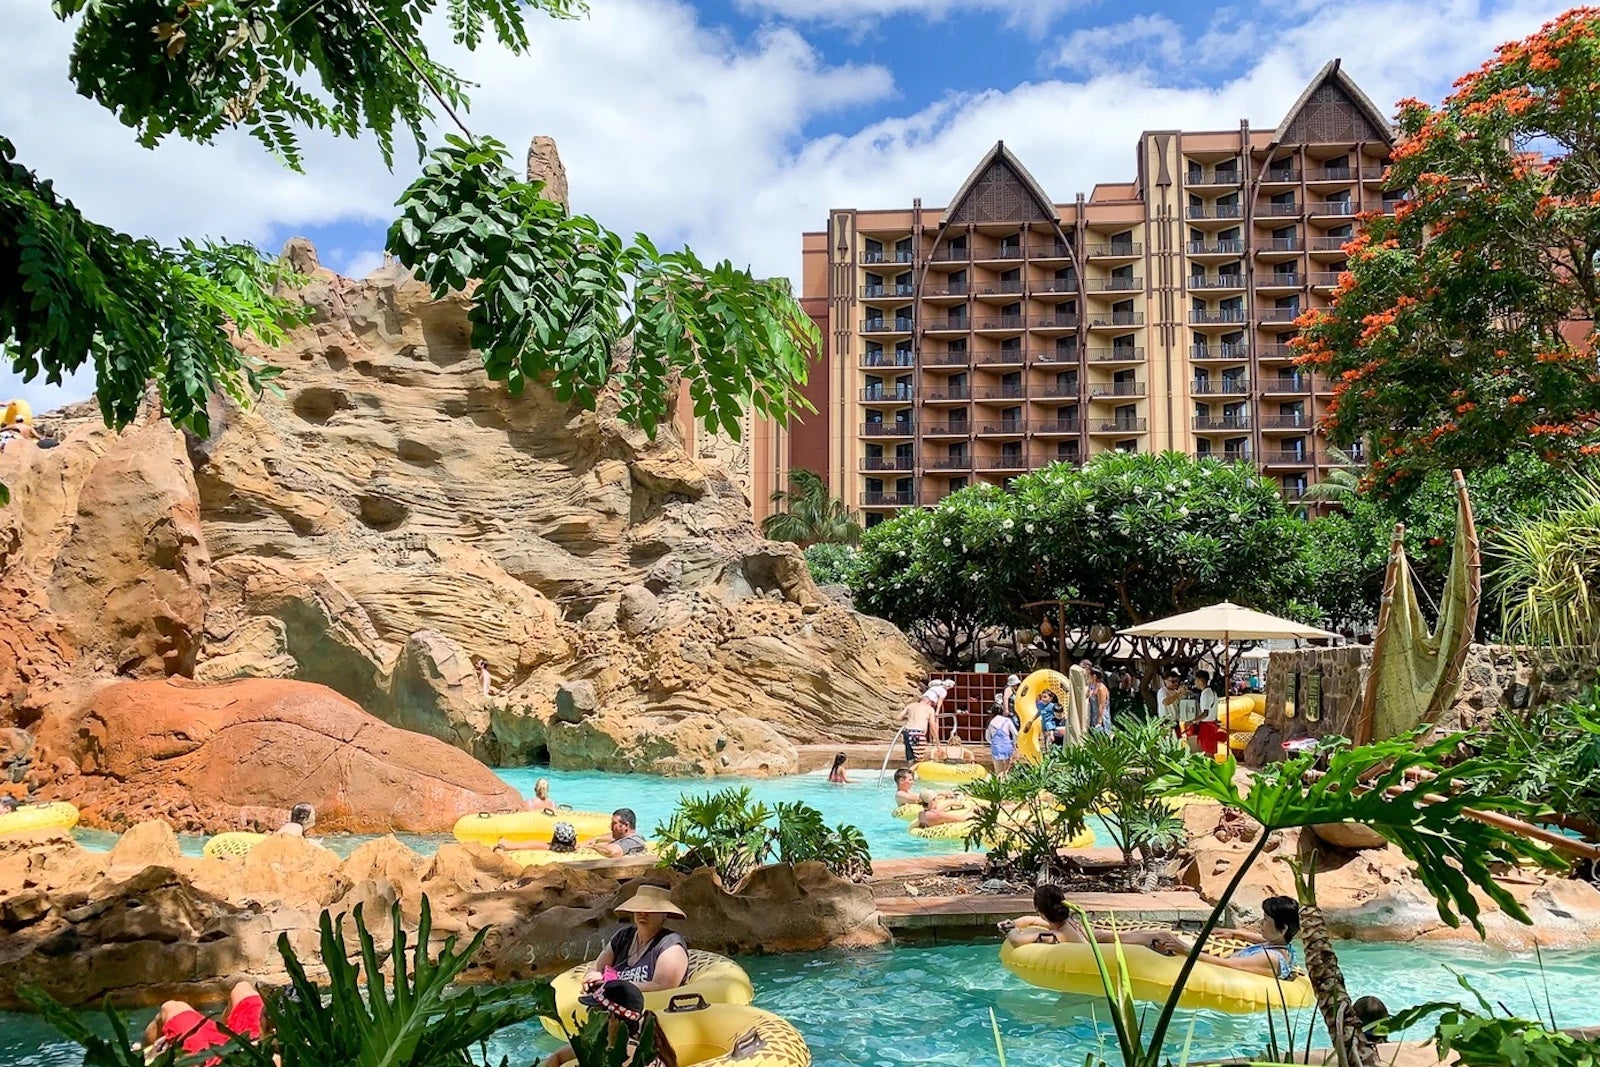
[1086,503,1097,514]
[1004,534,1014,543]
[897,550,906,558]
[970,572,982,581]
[1178,506,1189,517]
[942,537,952,547]
[1025,523,1036,534]
[1002,518,1015,529]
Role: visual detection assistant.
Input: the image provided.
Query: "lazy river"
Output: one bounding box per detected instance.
[3,940,1598,1065]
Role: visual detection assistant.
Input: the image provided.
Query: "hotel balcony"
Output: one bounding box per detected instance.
[1308,236,1353,255]
[923,350,971,366]
[1260,414,1313,432]
[974,350,1033,367]
[861,250,913,265]
[859,352,915,369]
[1034,383,1080,399]
[974,245,1027,264]
[1258,308,1303,324]
[1191,343,1249,361]
[1194,415,1251,431]
[975,314,1028,333]
[923,316,971,334]
[1188,239,1247,258]
[923,282,969,299]
[1186,167,1243,188]
[923,422,971,437]
[927,246,971,263]
[860,491,915,506]
[1088,417,1148,435]
[860,386,916,402]
[860,283,915,300]
[1028,243,1073,261]
[974,280,1027,300]
[1085,242,1143,260]
[1309,272,1344,290]
[1088,311,1144,329]
[1262,375,1313,395]
[1031,418,1081,435]
[1186,204,1245,221]
[861,456,915,472]
[860,422,915,437]
[1259,202,1303,218]
[861,318,914,334]
[978,419,1027,437]
[1190,309,1248,326]
[1086,276,1143,293]
[1281,484,1310,502]
[1309,200,1358,219]
[1256,344,1299,362]
[978,454,1031,472]
[1257,273,1302,291]
[1088,347,1145,364]
[1189,274,1246,291]
[1259,168,1301,185]
[1262,450,1315,467]
[1088,381,1146,399]
[1031,314,1080,332]
[1197,447,1253,462]
[976,385,1029,402]
[1191,379,1251,396]
[1255,237,1303,257]
[923,385,972,402]
[1307,165,1383,183]
[926,456,972,471]
[1029,277,1078,296]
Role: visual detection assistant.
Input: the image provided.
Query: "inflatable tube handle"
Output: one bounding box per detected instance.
[730,1029,766,1056]
[665,993,709,1013]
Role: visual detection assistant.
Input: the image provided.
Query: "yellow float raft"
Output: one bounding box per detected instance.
[914,761,988,785]
[453,808,613,847]
[892,798,980,821]
[202,831,268,858]
[654,999,811,1067]
[0,801,78,836]
[541,951,755,1040]
[1014,669,1071,765]
[502,847,607,867]
[1000,933,1313,1013]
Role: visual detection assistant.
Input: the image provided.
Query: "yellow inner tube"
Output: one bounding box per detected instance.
[892,799,979,821]
[202,831,268,858]
[914,761,989,785]
[1000,933,1314,1013]
[656,1000,811,1067]
[1014,669,1071,766]
[503,848,606,867]
[542,951,755,1040]
[0,801,79,836]
[453,808,613,847]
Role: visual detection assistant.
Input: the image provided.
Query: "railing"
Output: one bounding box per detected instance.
[1032,314,1080,328]
[1089,312,1144,327]
[924,387,972,401]
[1034,384,1079,398]
[924,283,969,297]
[1310,200,1358,216]
[975,280,1027,296]
[1379,197,1407,213]
[1259,308,1303,323]
[1191,344,1249,360]
[1307,166,1356,182]
[1030,278,1078,294]
[1281,485,1310,501]
[1028,243,1072,258]
[1308,272,1343,287]
[860,422,915,436]
[1031,419,1081,434]
[860,353,915,368]
[860,284,915,298]
[1090,418,1149,433]
[1191,380,1251,395]
[1187,204,1245,220]
[1258,273,1302,287]
[862,251,913,264]
[927,456,971,470]
[1260,168,1300,182]
[928,246,970,262]
[1257,237,1304,253]
[1089,347,1145,362]
[1262,450,1314,465]
[1085,242,1142,257]
[861,318,914,332]
[860,491,915,505]
[978,385,1028,400]
[1309,236,1352,252]
[974,351,1030,365]
[1261,202,1302,217]
[1263,376,1311,393]
[980,421,1027,435]
[1194,415,1251,430]
[1190,309,1247,324]
[1188,239,1247,255]
[1260,414,1312,429]
[923,351,969,365]
[924,316,969,330]
[1221,448,1253,462]
[923,422,971,435]
[860,387,916,401]
[977,246,1025,260]
[976,315,1027,330]
[980,454,1029,470]
[1256,344,1299,360]
[1089,382,1146,398]
[1036,349,1080,363]
[1189,274,1246,290]
[862,457,914,471]
[1187,167,1242,185]
[1086,276,1143,292]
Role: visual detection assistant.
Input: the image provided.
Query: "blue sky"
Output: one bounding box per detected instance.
[0,0,1573,413]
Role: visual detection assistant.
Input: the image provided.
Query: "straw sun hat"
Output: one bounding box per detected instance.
[614,884,686,919]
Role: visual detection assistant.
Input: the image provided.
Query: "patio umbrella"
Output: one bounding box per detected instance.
[1120,602,1338,703]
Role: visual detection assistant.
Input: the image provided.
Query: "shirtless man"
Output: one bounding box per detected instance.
[893,768,958,811]
[899,694,937,765]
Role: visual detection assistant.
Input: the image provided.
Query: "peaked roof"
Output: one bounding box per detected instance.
[940,141,1059,225]
[1274,59,1395,144]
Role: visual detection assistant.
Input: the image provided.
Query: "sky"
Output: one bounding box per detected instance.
[0,0,1571,413]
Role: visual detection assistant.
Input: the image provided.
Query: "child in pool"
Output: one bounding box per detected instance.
[828,753,849,783]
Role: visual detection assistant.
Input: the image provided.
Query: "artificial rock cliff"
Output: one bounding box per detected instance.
[0,145,924,830]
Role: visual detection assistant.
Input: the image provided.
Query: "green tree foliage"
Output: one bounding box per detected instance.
[761,469,862,547]
[801,542,859,587]
[1296,9,1600,493]
[1384,975,1600,1067]
[6,0,815,472]
[1459,694,1600,843]
[1495,474,1600,661]
[654,786,871,884]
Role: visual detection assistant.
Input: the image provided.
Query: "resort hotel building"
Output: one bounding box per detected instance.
[747,60,1399,526]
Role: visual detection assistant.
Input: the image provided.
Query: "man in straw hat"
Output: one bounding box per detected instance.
[580,884,690,994]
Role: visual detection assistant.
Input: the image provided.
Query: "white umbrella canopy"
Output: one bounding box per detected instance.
[1120,601,1339,642]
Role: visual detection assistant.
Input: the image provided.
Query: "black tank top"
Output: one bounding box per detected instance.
[609,927,686,985]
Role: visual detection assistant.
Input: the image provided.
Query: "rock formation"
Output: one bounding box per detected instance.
[0,828,886,1009]
[0,136,925,826]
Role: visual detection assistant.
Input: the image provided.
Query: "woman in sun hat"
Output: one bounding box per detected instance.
[541,979,680,1067]
[579,884,690,994]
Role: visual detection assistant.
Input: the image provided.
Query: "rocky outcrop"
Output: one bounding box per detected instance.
[0,828,886,1008]
[48,678,525,833]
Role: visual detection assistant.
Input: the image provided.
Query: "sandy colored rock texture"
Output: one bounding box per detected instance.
[0,828,886,1009]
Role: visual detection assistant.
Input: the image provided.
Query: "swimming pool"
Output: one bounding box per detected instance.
[3,940,1597,1066]
[72,767,1054,861]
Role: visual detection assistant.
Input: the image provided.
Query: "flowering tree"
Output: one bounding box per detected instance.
[1296,8,1600,494]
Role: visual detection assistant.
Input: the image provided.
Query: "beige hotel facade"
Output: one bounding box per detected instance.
[746,60,1397,527]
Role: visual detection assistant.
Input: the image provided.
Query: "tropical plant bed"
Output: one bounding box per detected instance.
[868,866,1185,901]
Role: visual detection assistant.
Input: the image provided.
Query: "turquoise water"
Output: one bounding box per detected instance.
[4,940,1599,1065]
[71,768,1028,862]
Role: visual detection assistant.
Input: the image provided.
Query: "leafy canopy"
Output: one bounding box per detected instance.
[762,469,862,547]
[1297,9,1600,493]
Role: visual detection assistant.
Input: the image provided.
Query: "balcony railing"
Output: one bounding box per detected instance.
[975,280,1027,296]
[860,353,914,368]
[1310,200,1358,216]
[1194,415,1251,430]
[1188,239,1246,255]
[976,315,1027,331]
[1036,349,1079,363]
[1258,273,1302,287]
[1190,309,1247,325]
[1222,448,1254,462]
[1034,384,1079,398]
[1309,236,1352,252]
[1089,347,1145,362]
[1089,312,1144,327]
[1189,274,1246,290]
[924,283,968,297]
[1260,201,1302,217]
[1186,167,1242,186]
[1256,344,1299,360]
[1309,272,1344,287]
[1306,166,1358,182]
[1031,419,1081,434]
[978,385,1028,400]
[1032,314,1080,329]
[861,318,914,332]
[860,284,915,298]
[1187,204,1244,220]
[1028,243,1072,259]
[924,316,969,331]
[924,386,972,401]
[1257,237,1303,253]
[927,456,971,470]
[1259,308,1303,323]
[860,387,916,401]
[1089,382,1146,398]
[861,251,913,264]
[977,245,1025,261]
[860,422,915,436]
[861,457,914,471]
[1191,344,1249,360]
[974,350,1031,365]
[980,454,1030,470]
[980,420,1027,435]
[1086,242,1142,257]
[860,491,915,505]
[1262,450,1314,466]
[923,422,971,436]
[923,351,969,366]
[1260,414,1312,429]
[1191,380,1250,395]
[1086,276,1143,292]
[1261,168,1300,183]
[1090,418,1149,433]
[928,246,970,262]
[1029,278,1078,295]
[1264,376,1312,393]
[1281,485,1310,501]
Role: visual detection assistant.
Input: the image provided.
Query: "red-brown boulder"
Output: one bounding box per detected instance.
[65,677,523,833]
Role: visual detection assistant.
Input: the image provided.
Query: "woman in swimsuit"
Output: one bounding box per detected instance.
[529,777,558,815]
[1130,895,1300,979]
[580,885,690,993]
[999,884,1126,946]
[828,753,849,784]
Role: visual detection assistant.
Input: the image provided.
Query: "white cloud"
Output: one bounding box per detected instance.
[0,0,1573,417]
[734,0,1089,35]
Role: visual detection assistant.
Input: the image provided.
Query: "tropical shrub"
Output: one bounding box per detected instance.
[803,542,860,587]
[1384,975,1600,1067]
[1459,694,1600,842]
[1495,475,1600,663]
[763,470,862,547]
[655,787,871,884]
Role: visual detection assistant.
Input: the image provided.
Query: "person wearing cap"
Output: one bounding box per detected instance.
[999,673,1023,724]
[541,979,680,1067]
[580,884,690,994]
